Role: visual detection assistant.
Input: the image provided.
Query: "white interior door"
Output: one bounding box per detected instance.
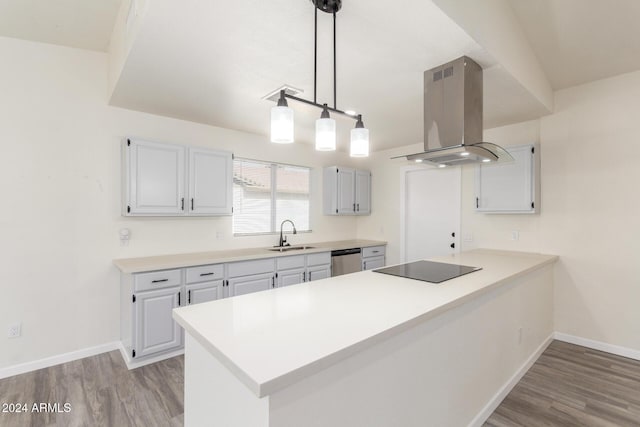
[403,167,461,262]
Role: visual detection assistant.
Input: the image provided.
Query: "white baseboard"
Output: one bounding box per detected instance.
[118,342,184,370]
[554,332,640,361]
[0,341,120,380]
[469,333,554,427]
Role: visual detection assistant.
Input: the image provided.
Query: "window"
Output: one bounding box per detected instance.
[233,158,311,235]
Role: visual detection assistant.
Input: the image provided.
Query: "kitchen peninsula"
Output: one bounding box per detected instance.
[173,249,557,426]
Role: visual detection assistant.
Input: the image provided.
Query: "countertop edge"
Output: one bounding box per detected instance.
[114,239,387,274]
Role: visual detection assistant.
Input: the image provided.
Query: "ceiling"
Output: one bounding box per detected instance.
[109,0,495,152]
[509,0,640,90]
[2,0,640,151]
[0,0,122,51]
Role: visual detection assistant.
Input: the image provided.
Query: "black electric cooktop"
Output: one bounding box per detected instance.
[373,260,481,284]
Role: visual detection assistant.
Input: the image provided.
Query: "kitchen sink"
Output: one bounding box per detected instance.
[268,246,315,252]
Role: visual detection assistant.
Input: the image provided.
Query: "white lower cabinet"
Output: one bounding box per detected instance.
[120,251,335,366]
[307,264,331,281]
[226,258,276,297]
[276,252,331,287]
[228,273,275,296]
[277,267,306,287]
[362,256,385,271]
[362,245,386,271]
[186,281,224,305]
[133,286,183,359]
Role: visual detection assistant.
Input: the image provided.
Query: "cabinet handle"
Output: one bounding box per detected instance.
[151,279,168,283]
[200,272,214,276]
[372,250,379,254]
[178,292,181,306]
[181,198,185,210]
[188,290,191,304]
[353,203,356,212]
[357,203,360,211]
[303,271,306,282]
[450,243,455,249]
[451,232,455,237]
[191,198,194,211]
[308,271,312,281]
[272,276,275,288]
[476,197,479,209]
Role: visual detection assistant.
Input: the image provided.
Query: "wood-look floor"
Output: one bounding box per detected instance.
[1,341,639,426]
[0,351,183,427]
[485,340,640,427]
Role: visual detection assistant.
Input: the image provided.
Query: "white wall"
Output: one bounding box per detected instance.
[0,37,360,369]
[462,71,640,351]
[362,71,640,353]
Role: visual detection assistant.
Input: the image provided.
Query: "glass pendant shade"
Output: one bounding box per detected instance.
[270,105,294,143]
[315,117,336,151]
[350,127,369,157]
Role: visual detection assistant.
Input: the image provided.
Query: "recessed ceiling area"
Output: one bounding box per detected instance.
[0,0,122,51]
[108,0,501,152]
[509,0,640,90]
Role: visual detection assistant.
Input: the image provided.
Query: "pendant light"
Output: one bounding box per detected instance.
[270,90,294,143]
[350,114,369,157]
[316,104,336,151]
[267,0,370,156]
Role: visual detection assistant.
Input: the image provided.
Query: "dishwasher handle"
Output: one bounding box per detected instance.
[331,248,362,257]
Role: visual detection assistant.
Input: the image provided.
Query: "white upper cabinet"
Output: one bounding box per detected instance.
[355,170,371,214]
[323,166,371,215]
[475,144,540,214]
[123,138,232,216]
[188,148,233,215]
[125,138,186,215]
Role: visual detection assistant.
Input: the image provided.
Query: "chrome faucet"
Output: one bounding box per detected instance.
[278,220,297,247]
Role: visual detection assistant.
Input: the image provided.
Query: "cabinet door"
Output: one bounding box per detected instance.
[125,139,185,215]
[186,280,224,305]
[363,256,385,271]
[188,148,233,215]
[228,273,275,297]
[277,268,305,287]
[134,287,182,358]
[355,170,371,215]
[307,265,331,282]
[475,144,536,213]
[337,168,356,214]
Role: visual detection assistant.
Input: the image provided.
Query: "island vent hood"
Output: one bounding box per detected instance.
[399,56,512,166]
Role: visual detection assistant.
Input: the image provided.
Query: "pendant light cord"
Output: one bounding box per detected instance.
[333,11,337,110]
[314,6,318,104]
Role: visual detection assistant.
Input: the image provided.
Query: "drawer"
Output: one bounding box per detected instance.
[227,258,275,278]
[276,255,305,270]
[186,264,224,284]
[362,245,385,259]
[134,269,182,292]
[306,252,331,267]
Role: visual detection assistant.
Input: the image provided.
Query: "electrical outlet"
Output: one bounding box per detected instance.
[463,232,474,243]
[511,231,520,241]
[8,322,21,338]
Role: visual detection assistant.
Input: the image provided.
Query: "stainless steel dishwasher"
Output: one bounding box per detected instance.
[331,248,362,276]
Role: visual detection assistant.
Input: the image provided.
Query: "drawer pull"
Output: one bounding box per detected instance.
[151,279,168,283]
[372,250,379,253]
[200,272,214,276]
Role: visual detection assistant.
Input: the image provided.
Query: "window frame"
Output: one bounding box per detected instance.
[232,157,313,236]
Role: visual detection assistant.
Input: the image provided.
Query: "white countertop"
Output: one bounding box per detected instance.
[113,239,386,274]
[172,249,557,398]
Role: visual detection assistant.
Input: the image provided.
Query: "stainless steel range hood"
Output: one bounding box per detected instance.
[399,56,512,166]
